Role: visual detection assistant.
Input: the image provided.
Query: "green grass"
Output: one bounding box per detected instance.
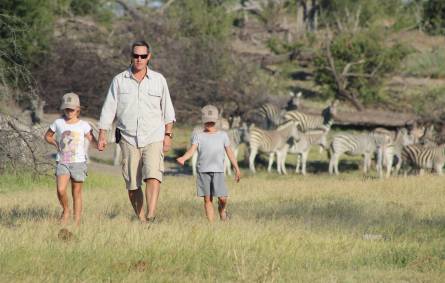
[1,171,444,282]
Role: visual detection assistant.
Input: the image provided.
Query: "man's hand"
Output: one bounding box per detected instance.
[97,130,107,151]
[163,135,172,153]
[176,156,186,166]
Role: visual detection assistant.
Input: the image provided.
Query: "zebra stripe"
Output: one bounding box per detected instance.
[329,132,388,175]
[278,129,329,175]
[249,120,298,174]
[283,110,329,132]
[376,128,414,178]
[402,144,445,175]
[256,103,282,129]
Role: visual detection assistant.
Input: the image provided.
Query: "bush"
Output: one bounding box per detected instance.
[314,29,410,105]
[423,0,445,35]
[402,47,445,78]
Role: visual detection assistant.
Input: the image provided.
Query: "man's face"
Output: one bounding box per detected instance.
[131,45,151,72]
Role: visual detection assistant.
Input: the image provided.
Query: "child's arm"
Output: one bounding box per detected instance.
[225,146,241,182]
[44,129,58,150]
[85,130,98,148]
[176,144,198,166]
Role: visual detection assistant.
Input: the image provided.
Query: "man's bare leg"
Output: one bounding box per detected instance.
[128,188,145,222]
[57,175,71,225]
[145,178,160,220]
[204,196,215,222]
[71,181,83,226]
[218,197,228,221]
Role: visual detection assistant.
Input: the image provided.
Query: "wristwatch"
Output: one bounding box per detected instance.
[165,132,173,139]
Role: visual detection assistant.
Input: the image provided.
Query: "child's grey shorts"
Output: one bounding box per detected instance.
[197,172,228,197]
[56,162,87,182]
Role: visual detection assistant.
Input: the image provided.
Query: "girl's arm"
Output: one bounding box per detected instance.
[176,144,198,166]
[225,146,241,182]
[44,129,58,150]
[85,130,98,148]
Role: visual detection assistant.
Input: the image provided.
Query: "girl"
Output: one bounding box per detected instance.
[44,92,97,226]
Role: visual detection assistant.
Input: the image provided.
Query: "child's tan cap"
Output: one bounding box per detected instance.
[60,92,80,110]
[201,105,219,123]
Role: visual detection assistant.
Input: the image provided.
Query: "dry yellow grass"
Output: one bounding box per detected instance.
[1,170,444,282]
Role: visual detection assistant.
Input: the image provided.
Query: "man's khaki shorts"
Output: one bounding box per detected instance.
[119,140,164,190]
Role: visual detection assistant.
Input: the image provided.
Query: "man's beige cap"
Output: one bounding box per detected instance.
[201,105,219,123]
[60,92,80,110]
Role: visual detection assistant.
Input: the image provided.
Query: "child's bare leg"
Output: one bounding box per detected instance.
[56,175,71,224]
[203,196,215,222]
[71,180,83,226]
[218,197,228,220]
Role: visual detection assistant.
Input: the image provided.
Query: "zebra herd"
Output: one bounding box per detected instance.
[190,96,445,178]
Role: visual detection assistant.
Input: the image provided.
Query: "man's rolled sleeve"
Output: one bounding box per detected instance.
[99,77,118,130]
[161,76,175,124]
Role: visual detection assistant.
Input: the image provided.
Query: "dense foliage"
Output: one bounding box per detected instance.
[423,0,445,35]
[314,29,410,106]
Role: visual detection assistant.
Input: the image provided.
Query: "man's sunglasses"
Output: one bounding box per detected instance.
[132,53,149,59]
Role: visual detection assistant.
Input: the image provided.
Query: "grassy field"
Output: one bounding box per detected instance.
[1,169,444,282]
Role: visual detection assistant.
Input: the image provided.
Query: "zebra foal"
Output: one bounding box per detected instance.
[277,128,330,175]
[376,128,414,178]
[248,120,299,174]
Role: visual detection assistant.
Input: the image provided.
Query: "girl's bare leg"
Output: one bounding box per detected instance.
[57,175,71,225]
[71,181,83,226]
[218,197,228,220]
[203,196,215,223]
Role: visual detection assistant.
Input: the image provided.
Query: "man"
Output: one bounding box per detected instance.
[98,40,175,223]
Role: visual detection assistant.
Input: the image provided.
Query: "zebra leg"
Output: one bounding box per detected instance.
[278,150,287,175]
[113,144,122,166]
[435,163,443,176]
[386,153,393,178]
[276,151,282,174]
[363,154,369,174]
[295,154,301,174]
[394,154,402,176]
[267,152,275,173]
[376,147,383,178]
[249,148,257,173]
[301,151,309,175]
[328,153,334,175]
[192,151,198,176]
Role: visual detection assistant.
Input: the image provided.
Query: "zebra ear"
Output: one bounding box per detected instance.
[289,91,295,97]
[297,91,302,98]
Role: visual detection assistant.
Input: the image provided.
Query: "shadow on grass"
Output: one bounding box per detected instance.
[0,206,58,226]
[232,196,445,236]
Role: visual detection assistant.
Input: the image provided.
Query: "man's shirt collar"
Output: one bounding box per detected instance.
[124,66,151,80]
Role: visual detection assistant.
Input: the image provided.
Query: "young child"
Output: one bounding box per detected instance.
[44,92,97,226]
[177,105,240,222]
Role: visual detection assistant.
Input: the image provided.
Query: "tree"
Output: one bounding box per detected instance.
[314,29,409,110]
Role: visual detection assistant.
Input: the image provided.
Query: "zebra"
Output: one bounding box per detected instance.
[401,144,445,176]
[376,128,414,178]
[419,125,437,146]
[190,117,230,176]
[254,103,283,129]
[328,132,390,175]
[224,123,249,175]
[283,100,336,132]
[277,127,330,175]
[248,120,299,174]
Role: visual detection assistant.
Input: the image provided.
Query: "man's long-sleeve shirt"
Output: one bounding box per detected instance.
[99,68,176,148]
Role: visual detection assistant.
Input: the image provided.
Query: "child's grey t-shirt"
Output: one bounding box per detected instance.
[192,131,230,172]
